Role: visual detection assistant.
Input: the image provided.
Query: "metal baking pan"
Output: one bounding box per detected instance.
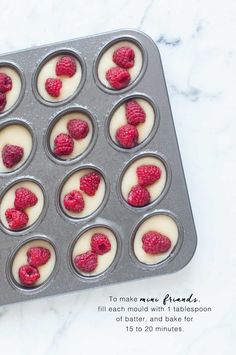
[0,29,197,305]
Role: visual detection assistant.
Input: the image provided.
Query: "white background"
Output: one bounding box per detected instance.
[0,0,235,354]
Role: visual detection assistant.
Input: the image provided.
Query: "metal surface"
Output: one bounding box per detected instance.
[0,29,197,306]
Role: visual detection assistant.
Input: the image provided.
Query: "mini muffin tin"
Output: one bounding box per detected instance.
[0,29,197,306]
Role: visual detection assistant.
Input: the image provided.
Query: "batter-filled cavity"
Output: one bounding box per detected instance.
[11,239,56,287]
[97,40,143,90]
[0,180,44,231]
[72,226,117,276]
[133,214,179,265]
[0,66,22,113]
[121,156,167,207]
[60,168,106,219]
[37,53,82,102]
[109,97,155,149]
[0,123,33,173]
[49,110,93,161]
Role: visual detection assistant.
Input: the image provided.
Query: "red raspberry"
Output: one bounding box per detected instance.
[125,100,146,126]
[18,265,40,286]
[63,190,84,213]
[136,165,162,187]
[142,231,171,254]
[27,247,51,267]
[2,144,24,168]
[115,124,139,148]
[56,56,77,77]
[106,67,130,89]
[80,171,101,196]
[67,119,89,140]
[74,251,98,272]
[54,133,74,156]
[0,73,12,93]
[112,47,135,69]
[5,208,29,230]
[91,233,111,255]
[45,78,62,97]
[14,187,38,210]
[127,185,150,207]
[0,92,6,112]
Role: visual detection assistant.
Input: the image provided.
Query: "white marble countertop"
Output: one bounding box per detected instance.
[0,0,235,354]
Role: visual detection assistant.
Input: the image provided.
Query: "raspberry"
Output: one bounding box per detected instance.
[142,231,171,254]
[0,73,12,93]
[14,187,38,210]
[45,78,62,97]
[136,165,162,187]
[18,265,40,286]
[63,190,84,213]
[0,92,6,112]
[127,185,150,207]
[56,56,77,77]
[112,47,135,69]
[80,171,101,196]
[91,233,111,255]
[125,100,146,126]
[67,119,89,140]
[74,251,98,272]
[2,144,24,168]
[54,133,74,156]
[5,208,29,230]
[27,247,51,267]
[106,67,130,89]
[115,124,139,148]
